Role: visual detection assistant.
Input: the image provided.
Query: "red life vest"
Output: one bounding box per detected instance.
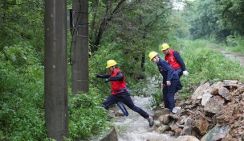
[165,49,181,70]
[110,68,127,95]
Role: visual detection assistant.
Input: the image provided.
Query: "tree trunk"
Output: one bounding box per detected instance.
[93,0,111,49]
[92,0,126,52]
[44,0,68,140]
[72,0,89,94]
[90,0,99,42]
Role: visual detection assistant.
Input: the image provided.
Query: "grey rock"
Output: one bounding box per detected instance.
[201,124,230,141]
[154,120,161,127]
[204,96,224,114]
[218,87,230,101]
[181,126,192,135]
[158,114,170,125]
[156,124,170,133]
[201,93,213,106]
[176,135,200,141]
[100,127,118,141]
[192,82,211,100]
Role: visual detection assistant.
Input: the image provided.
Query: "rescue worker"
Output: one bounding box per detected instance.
[148,51,180,112]
[96,59,154,127]
[161,43,188,90]
[160,43,188,77]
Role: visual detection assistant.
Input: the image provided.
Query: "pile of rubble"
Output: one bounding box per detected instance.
[153,80,244,141]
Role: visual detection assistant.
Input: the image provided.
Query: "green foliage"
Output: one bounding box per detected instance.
[0,44,47,140]
[225,36,244,54]
[89,0,173,84]
[68,88,109,140]
[0,41,109,140]
[0,0,44,57]
[184,0,244,39]
[2,42,40,67]
[150,89,162,107]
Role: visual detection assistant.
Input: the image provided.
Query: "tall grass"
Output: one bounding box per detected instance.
[212,36,244,54]
[226,36,244,54]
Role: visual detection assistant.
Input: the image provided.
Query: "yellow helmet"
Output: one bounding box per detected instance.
[106,60,117,68]
[148,51,158,61]
[160,43,170,51]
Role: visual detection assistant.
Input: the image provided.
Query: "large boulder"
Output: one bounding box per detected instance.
[175,135,200,141]
[191,82,211,100]
[153,108,170,119]
[100,127,118,141]
[216,86,231,101]
[200,124,230,141]
[195,117,209,135]
[204,95,224,114]
[156,124,170,133]
[201,93,212,106]
[158,114,170,125]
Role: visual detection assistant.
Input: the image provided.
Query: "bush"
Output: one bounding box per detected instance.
[0,46,47,140]
[68,88,109,140]
[226,36,244,54]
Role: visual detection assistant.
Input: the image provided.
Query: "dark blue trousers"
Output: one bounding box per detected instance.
[175,68,183,77]
[175,68,183,90]
[103,92,149,119]
[162,79,179,112]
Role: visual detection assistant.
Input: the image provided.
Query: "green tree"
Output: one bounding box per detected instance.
[0,0,44,55]
[184,0,244,39]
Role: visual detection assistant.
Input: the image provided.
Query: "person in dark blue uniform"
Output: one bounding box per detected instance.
[148,51,180,112]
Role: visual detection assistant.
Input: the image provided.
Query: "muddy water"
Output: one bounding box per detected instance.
[113,96,174,141]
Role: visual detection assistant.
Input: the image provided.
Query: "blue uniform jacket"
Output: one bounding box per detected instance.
[157,58,179,83]
[173,51,186,71]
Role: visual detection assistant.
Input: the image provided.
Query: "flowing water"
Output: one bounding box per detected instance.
[113,96,175,141]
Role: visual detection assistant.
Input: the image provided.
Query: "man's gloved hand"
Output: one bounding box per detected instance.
[166,81,171,86]
[183,70,189,76]
[105,78,110,83]
[96,74,103,78]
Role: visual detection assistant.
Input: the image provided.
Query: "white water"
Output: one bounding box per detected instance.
[113,96,175,141]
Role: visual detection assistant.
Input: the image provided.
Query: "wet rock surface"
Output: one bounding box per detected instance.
[153,80,244,141]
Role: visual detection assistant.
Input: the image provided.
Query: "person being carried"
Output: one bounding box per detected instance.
[148,51,180,113]
[96,59,154,127]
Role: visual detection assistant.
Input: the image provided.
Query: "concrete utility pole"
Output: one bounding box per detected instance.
[71,0,89,94]
[44,0,68,140]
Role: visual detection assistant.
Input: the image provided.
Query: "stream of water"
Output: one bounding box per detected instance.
[114,96,174,141]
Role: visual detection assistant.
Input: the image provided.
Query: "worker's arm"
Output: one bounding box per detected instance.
[96,74,111,79]
[158,60,174,81]
[173,51,186,71]
[108,72,124,81]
